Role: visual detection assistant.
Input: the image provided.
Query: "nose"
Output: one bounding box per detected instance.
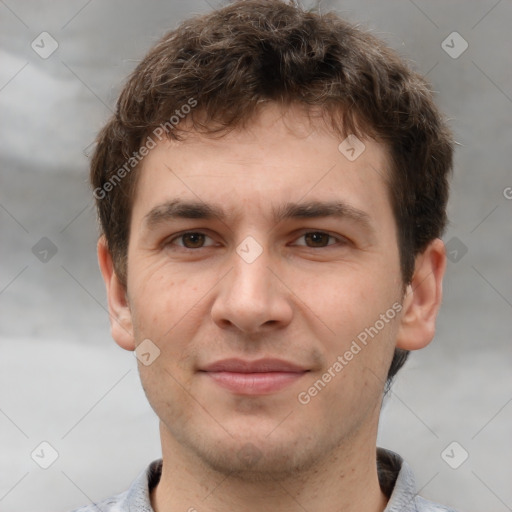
[210,245,293,334]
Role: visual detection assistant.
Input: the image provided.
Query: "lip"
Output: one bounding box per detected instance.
[201,358,307,373]
[199,358,309,395]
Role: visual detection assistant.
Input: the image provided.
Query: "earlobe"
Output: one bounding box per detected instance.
[395,238,446,351]
[97,236,136,351]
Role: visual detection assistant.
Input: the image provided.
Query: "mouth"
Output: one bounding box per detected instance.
[199,358,309,395]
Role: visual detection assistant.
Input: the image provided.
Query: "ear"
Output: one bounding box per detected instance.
[396,238,446,351]
[97,236,136,351]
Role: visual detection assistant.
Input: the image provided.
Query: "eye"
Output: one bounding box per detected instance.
[292,231,343,248]
[166,231,216,249]
[165,230,345,250]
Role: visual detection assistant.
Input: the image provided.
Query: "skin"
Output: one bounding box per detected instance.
[98,103,446,512]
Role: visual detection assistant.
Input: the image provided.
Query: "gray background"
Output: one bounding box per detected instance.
[1,1,511,511]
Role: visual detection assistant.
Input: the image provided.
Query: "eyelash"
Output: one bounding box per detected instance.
[165,231,346,250]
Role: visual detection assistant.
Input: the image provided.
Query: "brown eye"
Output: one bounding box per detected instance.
[181,233,206,248]
[167,232,215,249]
[302,232,336,248]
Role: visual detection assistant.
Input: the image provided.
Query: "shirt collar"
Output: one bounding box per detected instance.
[378,448,419,511]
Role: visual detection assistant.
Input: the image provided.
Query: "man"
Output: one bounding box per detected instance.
[76,0,457,510]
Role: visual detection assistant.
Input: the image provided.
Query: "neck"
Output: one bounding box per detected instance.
[151,422,388,512]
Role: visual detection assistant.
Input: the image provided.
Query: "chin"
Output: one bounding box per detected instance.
[182,432,324,482]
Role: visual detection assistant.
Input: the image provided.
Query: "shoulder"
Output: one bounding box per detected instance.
[378,448,460,512]
[68,458,162,512]
[414,495,460,512]
[69,491,129,511]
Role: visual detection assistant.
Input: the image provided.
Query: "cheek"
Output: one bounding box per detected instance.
[129,267,184,340]
[138,358,199,432]
[314,271,401,366]
[309,273,373,337]
[128,265,213,368]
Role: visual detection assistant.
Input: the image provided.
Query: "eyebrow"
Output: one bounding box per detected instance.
[143,199,374,233]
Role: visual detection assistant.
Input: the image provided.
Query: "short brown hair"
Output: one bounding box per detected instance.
[90,0,454,384]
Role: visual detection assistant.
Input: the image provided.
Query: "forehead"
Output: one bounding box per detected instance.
[131,104,393,229]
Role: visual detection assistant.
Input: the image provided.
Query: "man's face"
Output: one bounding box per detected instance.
[124,104,405,477]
